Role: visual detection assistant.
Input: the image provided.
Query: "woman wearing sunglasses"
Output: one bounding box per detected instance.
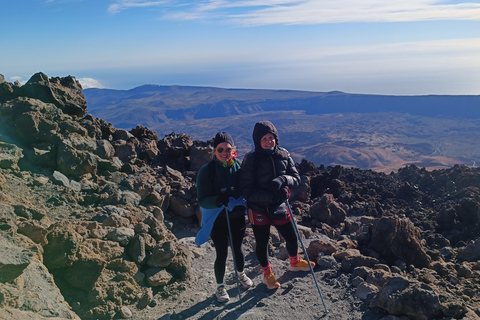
[196,131,253,303]
[240,121,315,290]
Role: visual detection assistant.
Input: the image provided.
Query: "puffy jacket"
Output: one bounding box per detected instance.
[196,158,244,219]
[240,147,300,213]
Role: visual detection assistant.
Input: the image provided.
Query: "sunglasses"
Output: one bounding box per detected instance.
[216,147,233,153]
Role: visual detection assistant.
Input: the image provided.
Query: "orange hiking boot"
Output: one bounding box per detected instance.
[288,258,315,271]
[263,272,280,290]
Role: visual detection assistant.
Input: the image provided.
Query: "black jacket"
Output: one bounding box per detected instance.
[240,146,300,213]
[196,158,245,219]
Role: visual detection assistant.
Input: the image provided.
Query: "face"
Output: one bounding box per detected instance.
[260,133,276,150]
[215,142,234,162]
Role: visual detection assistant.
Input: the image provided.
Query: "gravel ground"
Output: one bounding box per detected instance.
[129,226,387,320]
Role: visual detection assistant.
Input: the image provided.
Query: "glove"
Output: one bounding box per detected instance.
[275,186,291,203]
[267,176,286,192]
[216,193,229,207]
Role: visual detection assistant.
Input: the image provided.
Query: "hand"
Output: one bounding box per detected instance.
[275,186,290,203]
[216,193,229,207]
[267,176,286,192]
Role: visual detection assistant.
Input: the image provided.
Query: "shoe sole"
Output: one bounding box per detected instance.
[288,266,311,272]
[262,278,280,290]
[216,297,229,303]
[241,283,253,290]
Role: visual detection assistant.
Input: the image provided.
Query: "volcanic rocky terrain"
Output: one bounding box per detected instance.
[0,73,480,320]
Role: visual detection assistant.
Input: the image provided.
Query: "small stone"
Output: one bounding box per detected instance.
[120,306,133,318]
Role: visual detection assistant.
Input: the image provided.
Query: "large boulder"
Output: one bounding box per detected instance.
[42,221,143,319]
[310,193,346,225]
[457,238,480,262]
[11,98,62,146]
[0,141,23,170]
[0,231,79,319]
[0,261,80,320]
[157,133,193,171]
[96,139,115,159]
[147,240,177,268]
[0,74,15,102]
[56,141,97,177]
[166,243,193,280]
[368,217,431,268]
[369,276,444,320]
[189,140,212,172]
[0,231,41,283]
[19,72,87,119]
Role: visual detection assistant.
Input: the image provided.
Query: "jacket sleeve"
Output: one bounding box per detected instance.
[283,152,301,188]
[240,153,275,207]
[196,164,219,209]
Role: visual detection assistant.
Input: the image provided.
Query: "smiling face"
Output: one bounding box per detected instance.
[260,133,276,150]
[215,142,235,162]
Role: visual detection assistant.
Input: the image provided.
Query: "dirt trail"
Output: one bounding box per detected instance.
[130,230,385,320]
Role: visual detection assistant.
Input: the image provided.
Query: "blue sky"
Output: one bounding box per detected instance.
[1,0,479,95]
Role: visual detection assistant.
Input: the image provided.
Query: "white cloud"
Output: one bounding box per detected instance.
[220,1,480,25]
[8,76,26,85]
[117,0,480,25]
[78,78,104,89]
[108,0,172,14]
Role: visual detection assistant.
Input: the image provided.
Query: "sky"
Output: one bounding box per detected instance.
[1,0,480,95]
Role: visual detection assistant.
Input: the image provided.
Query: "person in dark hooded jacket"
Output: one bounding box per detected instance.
[240,121,315,290]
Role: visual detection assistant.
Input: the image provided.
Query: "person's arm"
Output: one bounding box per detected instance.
[196,164,219,209]
[283,152,300,188]
[268,151,300,190]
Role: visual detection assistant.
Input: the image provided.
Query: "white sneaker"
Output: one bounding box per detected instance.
[216,285,229,303]
[238,272,253,289]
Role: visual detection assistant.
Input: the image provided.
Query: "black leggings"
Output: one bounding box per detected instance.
[210,214,246,284]
[252,222,298,267]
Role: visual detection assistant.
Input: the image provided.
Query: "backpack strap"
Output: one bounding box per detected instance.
[207,160,216,184]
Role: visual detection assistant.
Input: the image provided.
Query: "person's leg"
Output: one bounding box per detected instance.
[252,223,280,289]
[229,216,253,289]
[229,215,246,272]
[275,221,298,257]
[210,217,229,285]
[276,221,316,271]
[251,224,270,267]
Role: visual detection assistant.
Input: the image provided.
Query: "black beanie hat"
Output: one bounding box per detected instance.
[213,131,234,148]
[253,121,279,151]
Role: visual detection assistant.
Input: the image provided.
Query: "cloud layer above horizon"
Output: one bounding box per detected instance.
[2,0,479,95]
[108,0,480,25]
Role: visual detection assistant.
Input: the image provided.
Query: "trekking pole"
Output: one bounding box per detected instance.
[286,200,329,313]
[225,206,242,301]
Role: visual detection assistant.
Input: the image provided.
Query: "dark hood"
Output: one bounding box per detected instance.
[252,121,279,151]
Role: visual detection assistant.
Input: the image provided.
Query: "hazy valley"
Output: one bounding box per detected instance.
[84,86,480,171]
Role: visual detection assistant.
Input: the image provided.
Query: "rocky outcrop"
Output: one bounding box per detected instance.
[369,216,431,268]
[0,231,79,319]
[0,74,200,319]
[369,276,443,320]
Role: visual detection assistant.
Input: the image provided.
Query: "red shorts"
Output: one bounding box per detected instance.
[247,208,292,226]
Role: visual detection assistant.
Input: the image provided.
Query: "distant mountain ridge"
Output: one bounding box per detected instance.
[84,85,480,171]
[85,85,480,119]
